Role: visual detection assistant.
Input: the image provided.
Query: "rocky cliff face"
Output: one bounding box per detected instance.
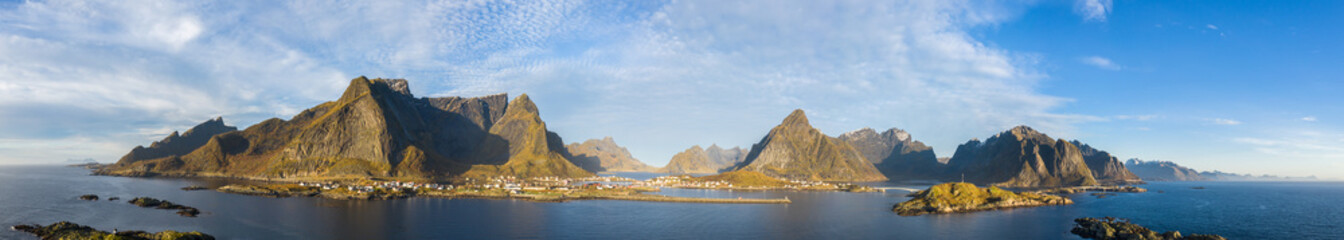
[945,126,1099,188]
[1072,141,1143,185]
[838,127,944,180]
[117,117,237,165]
[565,137,658,172]
[1125,159,1205,181]
[734,109,887,182]
[98,77,593,180]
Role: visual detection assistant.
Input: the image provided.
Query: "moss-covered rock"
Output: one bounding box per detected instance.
[128,197,200,217]
[893,182,1071,216]
[1071,217,1225,240]
[12,221,215,240]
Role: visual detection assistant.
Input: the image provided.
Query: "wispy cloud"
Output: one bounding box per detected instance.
[1212,118,1243,125]
[0,1,1097,164]
[1081,56,1122,70]
[1206,24,1219,30]
[1114,115,1158,121]
[1075,0,1113,22]
[1302,116,1318,122]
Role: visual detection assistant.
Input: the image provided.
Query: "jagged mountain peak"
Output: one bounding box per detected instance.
[780,109,810,128]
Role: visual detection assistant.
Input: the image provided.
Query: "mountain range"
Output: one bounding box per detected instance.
[98,77,592,181]
[97,77,1163,186]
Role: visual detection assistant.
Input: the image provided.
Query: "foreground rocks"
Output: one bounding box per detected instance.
[893,182,1072,216]
[78,194,99,201]
[12,221,214,240]
[1072,217,1225,240]
[128,197,201,217]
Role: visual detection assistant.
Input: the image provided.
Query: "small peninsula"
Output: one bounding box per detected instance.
[893,182,1072,216]
[11,221,214,240]
[1072,217,1226,240]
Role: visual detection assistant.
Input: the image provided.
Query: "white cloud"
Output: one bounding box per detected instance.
[1075,0,1113,22]
[0,1,1098,164]
[1212,118,1243,125]
[1206,24,1218,30]
[1081,56,1122,70]
[1302,116,1318,122]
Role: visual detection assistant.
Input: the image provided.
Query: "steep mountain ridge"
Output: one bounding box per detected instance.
[945,126,1099,188]
[838,127,944,180]
[734,109,887,182]
[99,77,592,181]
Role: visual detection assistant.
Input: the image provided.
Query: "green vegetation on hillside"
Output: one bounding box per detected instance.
[893,182,1071,216]
[693,171,793,187]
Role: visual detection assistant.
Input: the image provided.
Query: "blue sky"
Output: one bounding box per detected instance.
[0,0,1340,179]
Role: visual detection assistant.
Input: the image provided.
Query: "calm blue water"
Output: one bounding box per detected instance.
[1,165,1341,239]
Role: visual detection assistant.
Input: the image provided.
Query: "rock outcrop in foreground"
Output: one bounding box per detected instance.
[565,137,658,172]
[945,126,1102,188]
[892,182,1071,216]
[97,77,592,181]
[734,109,887,182]
[12,221,215,240]
[838,127,944,180]
[1071,217,1226,240]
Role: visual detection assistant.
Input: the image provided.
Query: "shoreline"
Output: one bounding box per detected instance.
[216,183,792,204]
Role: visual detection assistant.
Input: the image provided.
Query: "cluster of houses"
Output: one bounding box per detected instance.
[297,181,452,194]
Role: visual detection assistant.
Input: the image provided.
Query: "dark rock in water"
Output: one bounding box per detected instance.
[11,221,215,240]
[181,186,208,191]
[78,194,99,201]
[1192,186,1206,190]
[1090,192,1118,198]
[128,197,201,217]
[1071,217,1225,240]
[108,197,120,201]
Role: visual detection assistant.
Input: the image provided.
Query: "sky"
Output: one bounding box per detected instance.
[0,0,1341,179]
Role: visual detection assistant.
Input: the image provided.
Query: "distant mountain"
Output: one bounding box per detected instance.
[733,109,887,182]
[663,146,718,174]
[1124,159,1205,181]
[838,127,944,180]
[945,126,1098,188]
[565,137,658,172]
[118,117,237,165]
[1071,141,1144,185]
[1199,170,1318,181]
[661,144,749,174]
[98,77,592,180]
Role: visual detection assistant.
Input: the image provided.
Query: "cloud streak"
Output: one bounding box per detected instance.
[1075,0,1113,22]
[0,0,1097,165]
[1081,56,1122,70]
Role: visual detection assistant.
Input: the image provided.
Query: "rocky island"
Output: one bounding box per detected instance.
[1072,217,1226,240]
[128,197,201,217]
[892,182,1072,216]
[12,221,214,240]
